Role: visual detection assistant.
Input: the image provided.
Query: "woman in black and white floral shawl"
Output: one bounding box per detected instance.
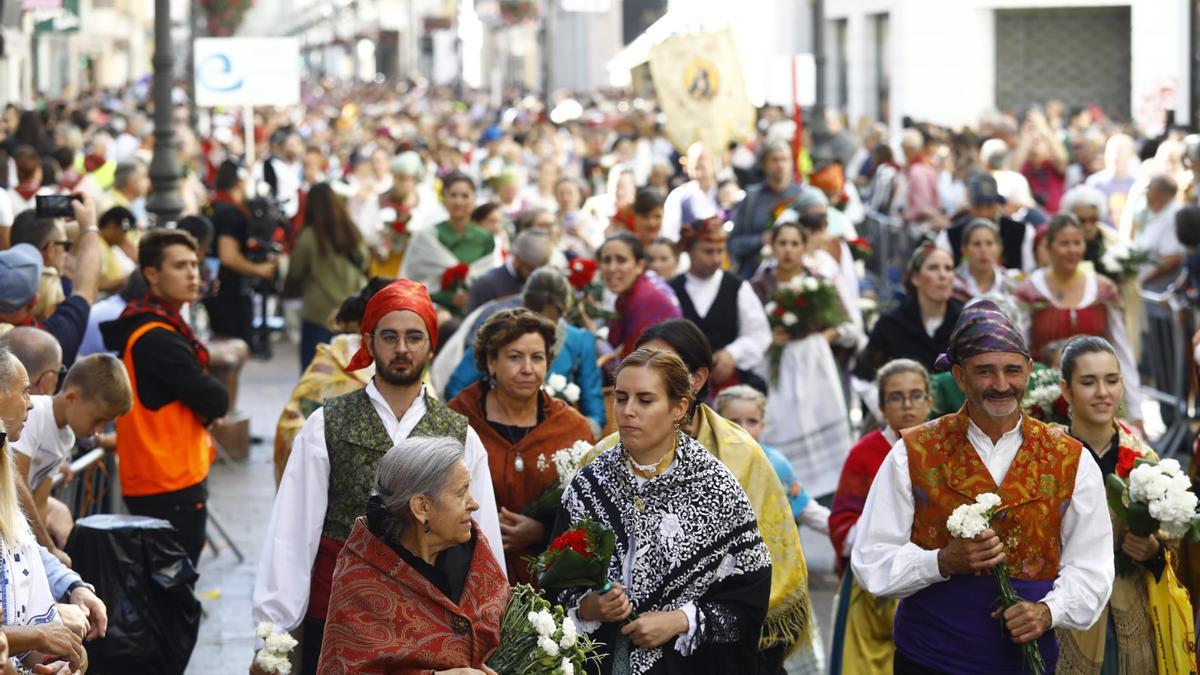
[550,347,771,675]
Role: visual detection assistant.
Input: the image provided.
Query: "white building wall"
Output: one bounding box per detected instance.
[826,0,1184,133]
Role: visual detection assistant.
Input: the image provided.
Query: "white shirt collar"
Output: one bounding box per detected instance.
[965,414,1023,446]
[365,380,429,425]
[882,426,900,445]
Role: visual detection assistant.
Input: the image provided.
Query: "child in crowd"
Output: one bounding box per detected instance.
[715,384,830,534]
[12,353,132,546]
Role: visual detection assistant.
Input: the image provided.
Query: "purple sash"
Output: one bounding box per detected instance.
[894,574,1058,674]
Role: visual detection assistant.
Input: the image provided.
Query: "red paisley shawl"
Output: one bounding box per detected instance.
[317,517,510,675]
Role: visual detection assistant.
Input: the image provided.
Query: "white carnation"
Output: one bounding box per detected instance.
[379,207,398,222]
[561,657,575,675]
[538,635,561,657]
[947,502,990,539]
[256,622,275,640]
[559,616,577,648]
[975,493,1002,510]
[781,311,798,327]
[563,383,581,404]
[264,632,298,653]
[1159,458,1182,476]
[547,373,568,392]
[255,651,291,674]
[802,277,819,291]
[764,301,777,314]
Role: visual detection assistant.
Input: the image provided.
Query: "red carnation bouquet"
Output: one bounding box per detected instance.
[378,203,412,258]
[565,257,615,326]
[531,517,636,621]
[441,263,471,293]
[848,237,873,262]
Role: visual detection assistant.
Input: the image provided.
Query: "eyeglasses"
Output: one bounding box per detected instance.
[43,240,72,252]
[374,330,429,350]
[884,391,930,407]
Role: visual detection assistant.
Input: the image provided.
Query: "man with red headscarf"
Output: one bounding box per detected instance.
[251,279,503,675]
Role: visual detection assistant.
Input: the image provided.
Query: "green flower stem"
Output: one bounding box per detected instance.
[992,565,1046,675]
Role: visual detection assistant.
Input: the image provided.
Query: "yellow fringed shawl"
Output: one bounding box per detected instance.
[586,403,814,654]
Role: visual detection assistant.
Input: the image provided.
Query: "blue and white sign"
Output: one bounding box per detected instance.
[194,38,301,108]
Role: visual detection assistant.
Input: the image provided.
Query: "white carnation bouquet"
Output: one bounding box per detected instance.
[254,623,299,674]
[1108,457,1200,575]
[487,584,602,675]
[543,373,582,405]
[1097,240,1151,282]
[946,493,1044,675]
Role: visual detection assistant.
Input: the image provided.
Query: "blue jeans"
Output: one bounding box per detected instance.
[300,321,334,374]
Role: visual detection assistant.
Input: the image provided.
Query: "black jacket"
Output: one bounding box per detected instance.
[854,297,964,381]
[100,312,229,423]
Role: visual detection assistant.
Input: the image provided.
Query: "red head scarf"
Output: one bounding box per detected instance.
[346,279,438,372]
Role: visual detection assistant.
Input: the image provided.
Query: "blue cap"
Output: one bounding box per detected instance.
[0,244,43,312]
[479,125,504,144]
[968,173,1006,206]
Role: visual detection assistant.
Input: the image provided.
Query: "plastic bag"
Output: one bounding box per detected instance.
[65,514,201,675]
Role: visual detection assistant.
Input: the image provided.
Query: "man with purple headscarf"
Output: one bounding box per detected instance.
[851,300,1113,674]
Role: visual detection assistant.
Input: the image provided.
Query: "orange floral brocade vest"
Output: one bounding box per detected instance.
[902,410,1083,581]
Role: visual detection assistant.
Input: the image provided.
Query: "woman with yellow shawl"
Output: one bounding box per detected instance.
[273,279,392,485]
[1057,335,1196,674]
[585,319,815,672]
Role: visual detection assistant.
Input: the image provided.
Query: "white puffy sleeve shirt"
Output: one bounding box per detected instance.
[850,418,1113,631]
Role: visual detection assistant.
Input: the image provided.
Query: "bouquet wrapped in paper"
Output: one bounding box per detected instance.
[1106,456,1200,575]
[487,584,603,675]
[531,517,636,621]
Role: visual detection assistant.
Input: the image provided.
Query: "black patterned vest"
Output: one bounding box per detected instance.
[321,387,469,542]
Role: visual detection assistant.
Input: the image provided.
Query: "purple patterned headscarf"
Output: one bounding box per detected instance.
[934,299,1029,371]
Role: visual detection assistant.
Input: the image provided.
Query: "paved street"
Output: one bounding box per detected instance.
[183,339,841,673]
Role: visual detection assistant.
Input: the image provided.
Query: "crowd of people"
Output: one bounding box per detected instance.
[0,78,1195,674]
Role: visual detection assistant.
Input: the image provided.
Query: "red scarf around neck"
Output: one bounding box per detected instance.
[211,191,249,216]
[119,294,210,370]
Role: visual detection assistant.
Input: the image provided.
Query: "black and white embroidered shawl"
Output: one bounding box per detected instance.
[553,433,772,674]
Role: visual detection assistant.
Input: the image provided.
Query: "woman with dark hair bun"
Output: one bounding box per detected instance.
[580,319,816,672]
[1055,335,1193,674]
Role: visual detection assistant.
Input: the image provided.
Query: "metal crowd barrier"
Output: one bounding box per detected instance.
[50,448,111,519]
[1139,287,1193,459]
[859,209,916,306]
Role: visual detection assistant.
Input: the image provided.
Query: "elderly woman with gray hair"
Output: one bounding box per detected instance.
[317,436,509,675]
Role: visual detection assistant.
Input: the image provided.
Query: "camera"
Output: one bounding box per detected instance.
[35,194,83,219]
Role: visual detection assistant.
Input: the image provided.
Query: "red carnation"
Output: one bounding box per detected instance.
[441,263,470,290]
[1052,395,1069,420]
[391,219,408,235]
[568,258,598,290]
[1116,446,1137,478]
[773,305,786,317]
[549,529,590,557]
[793,296,807,310]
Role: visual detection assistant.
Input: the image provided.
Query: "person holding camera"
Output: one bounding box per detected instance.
[0,192,101,367]
[205,161,278,344]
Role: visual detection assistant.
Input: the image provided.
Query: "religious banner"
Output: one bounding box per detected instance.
[648,28,755,153]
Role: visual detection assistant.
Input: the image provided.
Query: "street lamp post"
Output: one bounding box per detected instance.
[808,0,832,165]
[146,0,183,226]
